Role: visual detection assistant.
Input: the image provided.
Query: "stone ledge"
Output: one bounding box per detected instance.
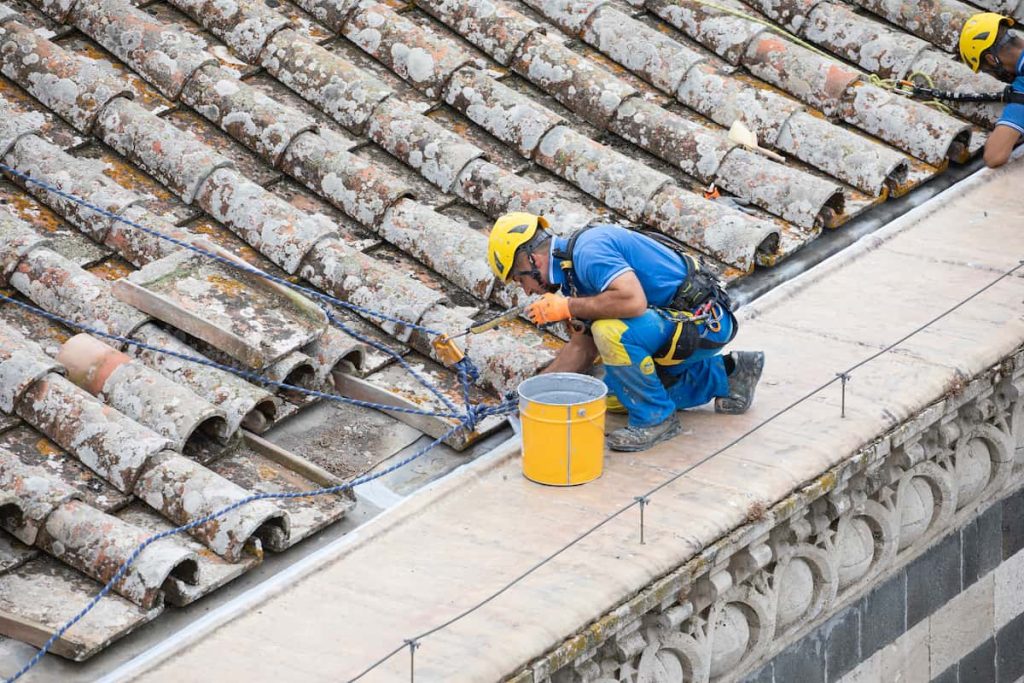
[512,348,1024,682]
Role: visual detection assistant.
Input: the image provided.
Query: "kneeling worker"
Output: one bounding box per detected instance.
[487,213,764,452]
[960,13,1024,167]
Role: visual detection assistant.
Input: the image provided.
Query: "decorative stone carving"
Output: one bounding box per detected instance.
[518,350,1024,683]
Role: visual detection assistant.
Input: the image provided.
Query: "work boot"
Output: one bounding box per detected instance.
[715,351,765,415]
[608,416,682,452]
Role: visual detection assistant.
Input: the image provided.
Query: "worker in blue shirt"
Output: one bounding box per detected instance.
[960,13,1024,168]
[487,213,764,452]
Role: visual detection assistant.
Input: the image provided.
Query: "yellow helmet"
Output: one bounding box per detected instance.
[487,212,549,282]
[960,12,1015,72]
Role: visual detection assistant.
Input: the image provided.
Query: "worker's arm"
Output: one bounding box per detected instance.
[542,329,598,374]
[984,125,1021,168]
[568,272,647,321]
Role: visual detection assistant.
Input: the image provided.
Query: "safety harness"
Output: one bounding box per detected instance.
[553,227,735,365]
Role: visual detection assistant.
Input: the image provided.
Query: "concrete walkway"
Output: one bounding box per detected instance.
[130,160,1024,682]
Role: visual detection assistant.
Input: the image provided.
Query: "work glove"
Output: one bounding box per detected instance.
[526,293,572,325]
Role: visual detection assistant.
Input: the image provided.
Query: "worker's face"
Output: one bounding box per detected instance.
[511,250,551,296]
[982,30,1018,81]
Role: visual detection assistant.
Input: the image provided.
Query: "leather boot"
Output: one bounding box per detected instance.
[715,351,765,415]
[608,415,682,452]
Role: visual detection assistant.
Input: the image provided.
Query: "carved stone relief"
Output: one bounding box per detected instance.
[523,353,1024,683]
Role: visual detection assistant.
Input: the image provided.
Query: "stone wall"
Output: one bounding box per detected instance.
[747,491,1024,682]
[507,348,1024,683]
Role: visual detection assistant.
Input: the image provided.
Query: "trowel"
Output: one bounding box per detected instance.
[431,304,528,367]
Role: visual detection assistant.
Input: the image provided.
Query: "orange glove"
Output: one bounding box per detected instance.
[526,293,572,325]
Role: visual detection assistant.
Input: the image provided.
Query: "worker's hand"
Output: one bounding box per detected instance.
[526,293,572,325]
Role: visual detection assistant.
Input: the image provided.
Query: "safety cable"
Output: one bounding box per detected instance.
[0,153,520,682]
[1,417,516,683]
[347,259,1024,681]
[869,72,955,115]
[0,289,519,682]
[0,162,465,413]
[0,293,465,420]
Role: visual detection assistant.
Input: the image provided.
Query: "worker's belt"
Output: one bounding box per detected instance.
[667,252,733,312]
[653,303,736,366]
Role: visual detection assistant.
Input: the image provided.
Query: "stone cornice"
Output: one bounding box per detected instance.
[509,348,1024,682]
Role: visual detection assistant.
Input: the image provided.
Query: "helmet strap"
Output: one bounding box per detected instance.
[986,29,1018,79]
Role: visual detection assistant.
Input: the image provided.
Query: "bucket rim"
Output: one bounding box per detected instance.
[516,372,607,406]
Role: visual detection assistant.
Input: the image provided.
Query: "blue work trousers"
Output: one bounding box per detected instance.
[592,309,734,428]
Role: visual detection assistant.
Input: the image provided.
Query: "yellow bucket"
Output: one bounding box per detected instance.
[517,373,607,486]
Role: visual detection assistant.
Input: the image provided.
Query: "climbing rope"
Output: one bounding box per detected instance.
[0,290,517,683]
[2,415,517,683]
[0,160,520,682]
[869,72,954,115]
[0,161,472,413]
[0,293,464,420]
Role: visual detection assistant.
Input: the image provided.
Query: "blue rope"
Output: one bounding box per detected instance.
[0,145,510,682]
[0,162,477,412]
[0,288,516,683]
[0,293,465,420]
[1,405,515,683]
[0,163,441,336]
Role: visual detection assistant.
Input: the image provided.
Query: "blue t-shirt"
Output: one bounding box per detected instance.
[996,52,1024,136]
[548,225,688,312]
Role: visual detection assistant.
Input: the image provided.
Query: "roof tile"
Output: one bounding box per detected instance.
[7,133,146,244]
[0,424,132,512]
[642,183,780,272]
[444,64,565,159]
[452,158,597,232]
[192,167,338,274]
[521,0,609,35]
[535,124,671,221]
[415,0,544,67]
[378,198,495,300]
[0,453,79,546]
[513,30,638,128]
[95,97,235,205]
[170,0,291,64]
[0,555,157,660]
[344,1,475,100]
[279,128,409,228]
[289,0,362,35]
[296,237,445,340]
[181,64,318,167]
[56,333,230,452]
[34,498,198,610]
[798,0,1003,127]
[134,450,289,562]
[584,4,705,94]
[127,323,278,433]
[0,18,133,134]
[366,97,485,193]
[10,245,150,341]
[14,372,170,493]
[261,28,391,134]
[70,0,217,100]
[848,0,971,54]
